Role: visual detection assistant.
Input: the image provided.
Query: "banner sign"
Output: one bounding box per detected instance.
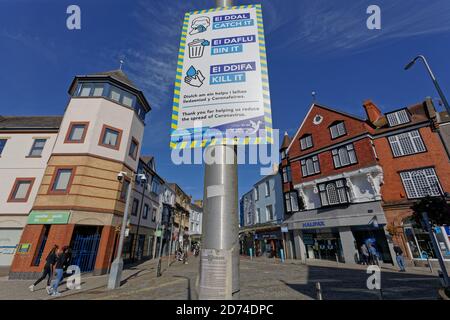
[28,211,70,224]
[170,4,272,149]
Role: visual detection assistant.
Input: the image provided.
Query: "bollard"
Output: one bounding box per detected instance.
[280,249,285,263]
[316,282,323,300]
[335,253,339,265]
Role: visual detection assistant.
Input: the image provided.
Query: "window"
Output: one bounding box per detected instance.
[152,208,157,222]
[65,122,89,143]
[265,181,270,197]
[387,109,410,127]
[254,187,259,201]
[281,150,286,159]
[99,125,122,150]
[110,87,121,102]
[318,179,348,206]
[300,135,313,150]
[122,93,134,107]
[256,208,261,223]
[143,204,149,219]
[301,156,320,177]
[285,191,300,213]
[8,178,35,202]
[50,167,74,194]
[120,178,130,200]
[92,85,104,97]
[151,179,160,194]
[329,122,346,139]
[332,144,357,168]
[28,139,46,157]
[266,205,274,221]
[131,198,139,216]
[282,166,292,183]
[400,168,442,199]
[0,139,7,156]
[129,138,139,160]
[388,130,426,157]
[78,83,105,97]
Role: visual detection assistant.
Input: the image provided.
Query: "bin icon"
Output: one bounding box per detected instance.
[188,39,209,59]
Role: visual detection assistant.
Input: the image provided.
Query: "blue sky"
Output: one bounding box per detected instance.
[1,0,450,200]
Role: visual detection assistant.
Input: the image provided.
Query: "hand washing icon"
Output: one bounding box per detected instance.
[189,16,210,35]
[184,66,205,88]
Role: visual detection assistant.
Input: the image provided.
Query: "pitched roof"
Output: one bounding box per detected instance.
[0,116,62,130]
[280,132,291,150]
[90,69,136,88]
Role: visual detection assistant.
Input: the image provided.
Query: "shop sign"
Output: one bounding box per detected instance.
[28,211,70,224]
[302,220,325,229]
[17,243,31,254]
[0,245,16,255]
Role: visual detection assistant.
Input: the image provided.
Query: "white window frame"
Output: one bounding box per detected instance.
[265,180,270,197]
[300,135,313,150]
[330,122,346,139]
[266,205,274,221]
[387,109,410,127]
[332,144,357,168]
[388,130,426,157]
[282,166,292,183]
[301,156,320,177]
[318,179,348,207]
[400,167,442,199]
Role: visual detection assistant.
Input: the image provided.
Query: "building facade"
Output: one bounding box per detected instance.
[365,98,450,266]
[281,103,394,265]
[189,202,203,246]
[8,69,152,278]
[168,183,191,253]
[239,173,285,258]
[0,117,61,266]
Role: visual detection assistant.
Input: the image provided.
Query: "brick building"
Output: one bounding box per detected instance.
[365,98,450,265]
[280,103,391,265]
[281,98,450,266]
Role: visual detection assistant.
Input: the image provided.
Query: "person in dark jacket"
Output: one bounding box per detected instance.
[394,245,406,272]
[29,245,58,294]
[49,247,69,296]
[62,247,72,278]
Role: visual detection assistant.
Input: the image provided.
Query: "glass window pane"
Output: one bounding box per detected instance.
[110,88,121,102]
[0,139,6,155]
[14,181,31,199]
[80,85,91,97]
[103,129,118,146]
[122,94,133,107]
[70,125,85,141]
[53,169,72,191]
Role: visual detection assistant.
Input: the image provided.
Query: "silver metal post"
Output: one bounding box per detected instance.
[197,0,239,300]
[108,177,133,289]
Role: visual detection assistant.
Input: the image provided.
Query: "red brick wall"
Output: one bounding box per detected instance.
[374,126,450,203]
[290,137,378,185]
[94,226,117,274]
[10,224,74,274]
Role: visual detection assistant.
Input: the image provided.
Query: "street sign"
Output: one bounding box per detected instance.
[28,211,70,224]
[170,4,272,149]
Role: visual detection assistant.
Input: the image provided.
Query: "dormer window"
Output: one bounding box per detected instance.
[329,121,346,139]
[386,109,410,127]
[300,134,313,150]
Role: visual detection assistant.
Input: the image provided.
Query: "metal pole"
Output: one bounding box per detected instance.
[406,55,450,115]
[168,214,174,267]
[132,180,146,262]
[423,212,450,287]
[108,176,133,289]
[198,0,239,300]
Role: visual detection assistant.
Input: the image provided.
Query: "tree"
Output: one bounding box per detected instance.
[411,196,450,227]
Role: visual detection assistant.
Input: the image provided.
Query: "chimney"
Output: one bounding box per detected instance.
[363,100,385,127]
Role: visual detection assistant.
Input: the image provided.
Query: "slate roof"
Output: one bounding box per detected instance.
[0,116,62,130]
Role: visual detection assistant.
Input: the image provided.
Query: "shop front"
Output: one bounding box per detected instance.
[285,201,395,265]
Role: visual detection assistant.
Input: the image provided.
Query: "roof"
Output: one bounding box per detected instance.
[280,132,291,150]
[0,116,62,130]
[90,69,136,88]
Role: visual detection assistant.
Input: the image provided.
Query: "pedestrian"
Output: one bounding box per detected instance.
[49,246,69,297]
[182,230,189,265]
[368,243,379,265]
[62,246,72,278]
[29,245,58,294]
[360,243,369,265]
[394,245,406,272]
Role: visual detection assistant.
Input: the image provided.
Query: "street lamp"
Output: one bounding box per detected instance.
[404,55,450,115]
[107,172,146,289]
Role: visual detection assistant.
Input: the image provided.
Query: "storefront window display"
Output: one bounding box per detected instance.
[404,224,450,260]
[303,231,344,262]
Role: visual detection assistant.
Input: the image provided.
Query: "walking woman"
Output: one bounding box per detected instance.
[29,245,58,294]
[49,246,68,296]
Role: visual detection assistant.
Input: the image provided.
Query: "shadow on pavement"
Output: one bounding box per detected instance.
[281,265,441,300]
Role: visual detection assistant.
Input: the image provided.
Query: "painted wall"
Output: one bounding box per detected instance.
[254,174,284,224]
